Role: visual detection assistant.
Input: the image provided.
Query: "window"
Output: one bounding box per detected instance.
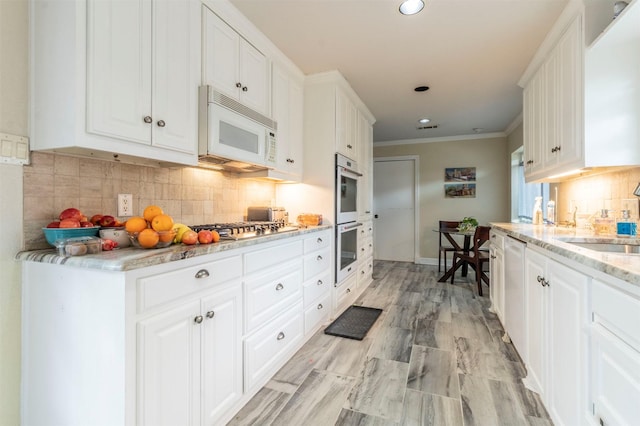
[511,147,549,223]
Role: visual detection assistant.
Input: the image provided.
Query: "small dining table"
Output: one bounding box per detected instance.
[434,226,475,282]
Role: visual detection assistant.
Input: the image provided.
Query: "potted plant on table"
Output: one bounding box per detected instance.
[457,217,478,233]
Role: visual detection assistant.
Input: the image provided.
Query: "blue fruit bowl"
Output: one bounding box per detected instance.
[42,227,100,247]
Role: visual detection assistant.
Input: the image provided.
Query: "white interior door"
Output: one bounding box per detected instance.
[373,158,416,262]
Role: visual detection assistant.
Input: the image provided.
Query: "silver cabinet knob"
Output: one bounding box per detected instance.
[143,116,152,123]
[242,86,248,92]
[317,280,323,286]
[195,269,210,279]
[317,255,323,261]
[277,332,285,340]
[346,288,351,293]
[157,120,166,127]
[275,283,284,291]
[236,82,242,88]
[317,303,323,310]
[206,311,215,319]
[194,315,203,324]
[317,237,323,243]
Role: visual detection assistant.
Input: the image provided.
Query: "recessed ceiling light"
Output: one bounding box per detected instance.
[399,0,425,15]
[473,128,484,133]
[419,118,430,124]
[414,86,429,92]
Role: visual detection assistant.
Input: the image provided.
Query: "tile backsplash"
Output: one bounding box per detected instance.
[555,166,640,225]
[24,152,276,249]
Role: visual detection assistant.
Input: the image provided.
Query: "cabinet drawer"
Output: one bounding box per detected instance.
[245,261,302,333]
[357,256,373,287]
[244,303,303,391]
[490,230,505,251]
[303,230,331,253]
[244,240,303,275]
[303,270,331,307]
[359,221,373,239]
[303,247,331,280]
[137,255,242,313]
[592,279,640,350]
[359,236,373,259]
[304,293,331,335]
[335,275,357,314]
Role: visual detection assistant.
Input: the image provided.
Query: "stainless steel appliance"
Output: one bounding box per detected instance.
[198,85,278,172]
[336,221,361,282]
[336,154,361,225]
[190,221,298,241]
[246,206,287,222]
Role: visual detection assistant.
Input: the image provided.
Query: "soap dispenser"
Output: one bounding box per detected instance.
[616,209,637,237]
[594,209,615,235]
[533,197,543,225]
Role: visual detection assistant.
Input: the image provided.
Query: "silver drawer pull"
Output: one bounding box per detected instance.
[346,288,351,293]
[206,311,215,319]
[317,279,323,286]
[316,255,323,261]
[195,269,209,279]
[277,332,285,340]
[317,303,323,310]
[275,283,284,291]
[143,115,152,123]
[194,315,203,324]
[317,237,323,243]
[361,270,365,275]
[156,119,166,127]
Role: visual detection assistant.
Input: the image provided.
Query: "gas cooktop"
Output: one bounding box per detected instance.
[189,221,299,241]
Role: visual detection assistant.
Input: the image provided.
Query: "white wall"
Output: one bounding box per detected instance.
[0,0,28,423]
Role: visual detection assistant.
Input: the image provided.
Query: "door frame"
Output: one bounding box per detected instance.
[373,155,420,263]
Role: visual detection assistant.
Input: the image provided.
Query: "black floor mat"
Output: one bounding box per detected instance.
[324,305,383,340]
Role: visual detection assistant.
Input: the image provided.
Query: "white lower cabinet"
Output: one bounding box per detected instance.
[590,278,640,426]
[137,283,242,426]
[522,246,589,426]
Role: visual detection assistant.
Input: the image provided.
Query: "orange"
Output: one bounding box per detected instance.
[137,228,160,248]
[211,230,220,243]
[143,205,164,222]
[125,216,148,233]
[151,214,174,232]
[158,230,176,243]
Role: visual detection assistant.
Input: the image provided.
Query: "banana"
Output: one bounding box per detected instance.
[172,223,192,243]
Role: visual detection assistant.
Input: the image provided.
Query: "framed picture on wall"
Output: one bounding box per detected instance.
[445,183,476,198]
[444,167,476,182]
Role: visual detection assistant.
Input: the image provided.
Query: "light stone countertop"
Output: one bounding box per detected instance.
[490,223,640,288]
[16,225,333,272]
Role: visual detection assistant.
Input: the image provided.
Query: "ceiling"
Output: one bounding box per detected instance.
[230,0,569,143]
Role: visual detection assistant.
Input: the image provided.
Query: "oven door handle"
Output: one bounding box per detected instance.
[341,222,363,231]
[339,166,362,178]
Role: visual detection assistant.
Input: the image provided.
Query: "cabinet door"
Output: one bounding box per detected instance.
[138,300,201,426]
[523,69,545,179]
[203,6,240,99]
[489,245,504,322]
[524,248,547,396]
[151,0,198,153]
[239,40,269,114]
[335,88,357,158]
[288,77,304,177]
[272,64,291,171]
[546,259,588,426]
[201,285,243,425]
[86,0,152,145]
[591,324,640,426]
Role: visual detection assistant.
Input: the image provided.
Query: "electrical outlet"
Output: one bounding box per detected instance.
[118,194,133,217]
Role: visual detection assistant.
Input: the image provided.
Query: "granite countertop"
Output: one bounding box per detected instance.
[490,222,640,287]
[16,225,333,272]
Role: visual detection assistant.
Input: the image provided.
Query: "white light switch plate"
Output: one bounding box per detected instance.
[118,194,133,217]
[0,133,30,165]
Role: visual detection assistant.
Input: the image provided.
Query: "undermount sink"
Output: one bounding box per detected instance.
[559,239,640,254]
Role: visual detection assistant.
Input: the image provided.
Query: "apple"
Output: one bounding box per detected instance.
[198,230,213,244]
[59,208,83,222]
[59,218,81,228]
[99,215,116,227]
[80,221,94,228]
[46,221,60,228]
[181,230,198,245]
[90,214,103,226]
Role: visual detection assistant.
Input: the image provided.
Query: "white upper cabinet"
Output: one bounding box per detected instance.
[31,0,200,166]
[271,62,304,181]
[202,5,269,115]
[335,87,358,159]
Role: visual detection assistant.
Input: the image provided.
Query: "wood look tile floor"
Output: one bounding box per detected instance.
[229,261,552,426]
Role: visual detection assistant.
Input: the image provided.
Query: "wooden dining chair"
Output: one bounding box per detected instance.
[438,220,461,272]
[449,225,491,296]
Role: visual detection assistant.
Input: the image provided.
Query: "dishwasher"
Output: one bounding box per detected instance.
[503,235,526,357]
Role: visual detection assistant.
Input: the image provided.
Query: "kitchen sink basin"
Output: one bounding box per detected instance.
[560,239,640,254]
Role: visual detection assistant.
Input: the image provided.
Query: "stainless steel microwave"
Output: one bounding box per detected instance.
[198,85,277,171]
